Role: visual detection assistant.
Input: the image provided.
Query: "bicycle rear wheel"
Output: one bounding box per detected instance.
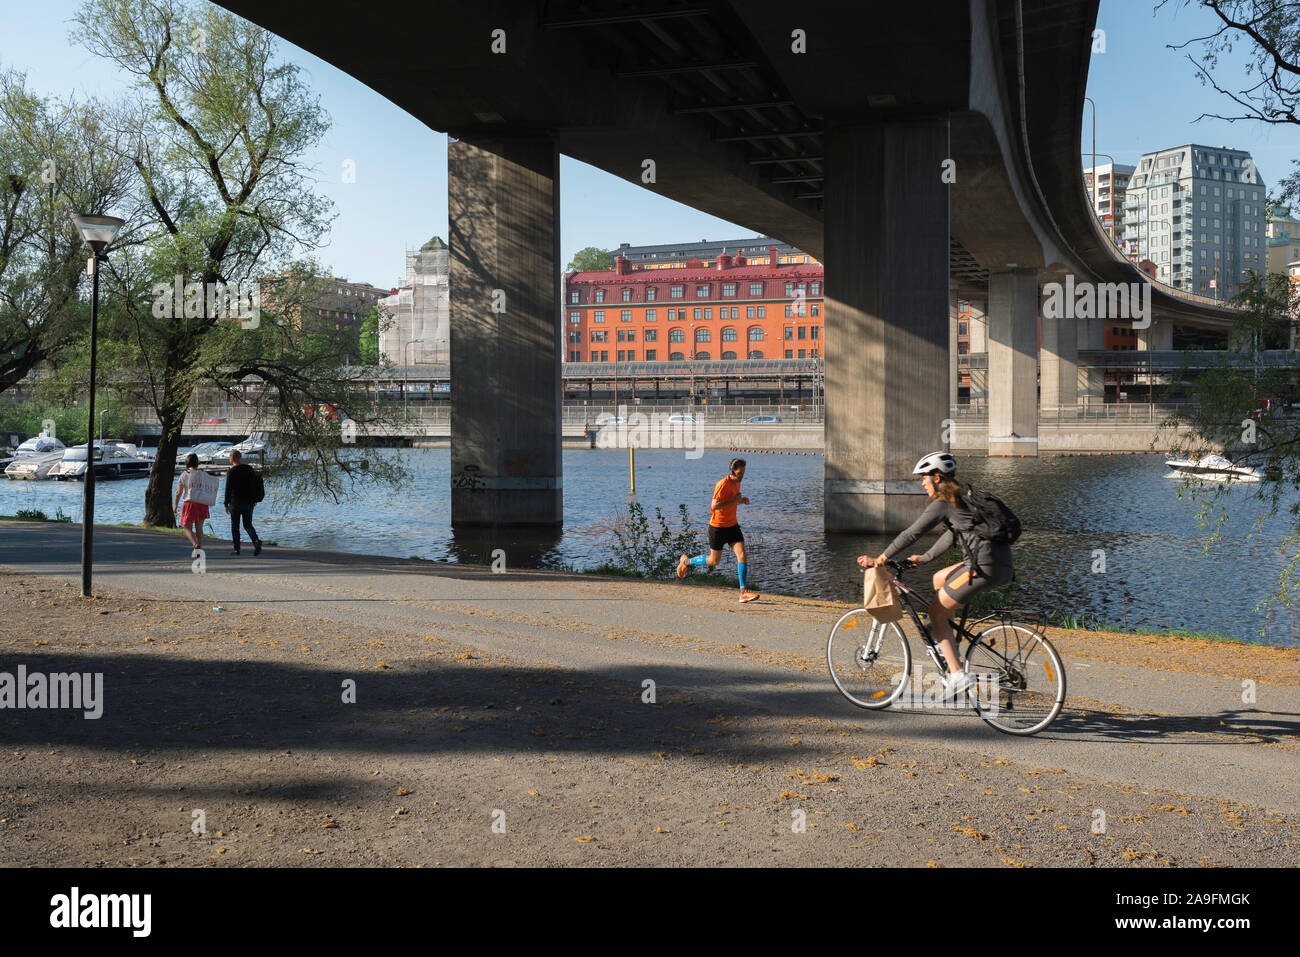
[964,624,1066,735]
[826,608,913,710]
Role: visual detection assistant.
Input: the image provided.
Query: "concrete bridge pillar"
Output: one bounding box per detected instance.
[987,268,1039,456]
[1077,317,1106,409]
[824,120,948,533]
[448,135,562,526]
[1136,319,1173,350]
[1039,310,1078,415]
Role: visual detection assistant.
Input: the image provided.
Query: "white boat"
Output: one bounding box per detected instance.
[230,431,271,459]
[49,440,154,481]
[5,450,66,480]
[1164,452,1263,483]
[177,441,234,466]
[3,432,68,479]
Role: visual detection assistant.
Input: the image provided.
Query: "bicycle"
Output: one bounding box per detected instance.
[826,559,1066,735]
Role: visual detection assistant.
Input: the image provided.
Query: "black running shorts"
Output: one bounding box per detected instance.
[708,523,744,550]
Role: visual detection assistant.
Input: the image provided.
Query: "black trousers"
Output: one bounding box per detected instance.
[229,502,260,550]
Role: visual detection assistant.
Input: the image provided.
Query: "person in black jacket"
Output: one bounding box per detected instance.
[224,449,263,556]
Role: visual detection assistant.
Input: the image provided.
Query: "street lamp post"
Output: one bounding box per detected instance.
[403,338,422,415]
[71,213,126,598]
[99,408,108,444]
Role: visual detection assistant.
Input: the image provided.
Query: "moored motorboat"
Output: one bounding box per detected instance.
[49,441,154,481]
[1164,452,1263,482]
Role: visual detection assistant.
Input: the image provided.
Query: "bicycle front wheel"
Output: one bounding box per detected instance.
[827,608,913,710]
[964,624,1066,735]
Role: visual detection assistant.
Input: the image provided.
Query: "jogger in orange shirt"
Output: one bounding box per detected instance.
[676,457,759,603]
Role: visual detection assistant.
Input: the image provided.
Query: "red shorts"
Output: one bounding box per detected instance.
[179,501,210,526]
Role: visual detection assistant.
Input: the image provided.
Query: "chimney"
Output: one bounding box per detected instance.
[614,254,630,275]
[769,245,778,266]
[717,248,732,271]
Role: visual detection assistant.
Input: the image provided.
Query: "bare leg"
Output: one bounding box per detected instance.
[929,562,966,672]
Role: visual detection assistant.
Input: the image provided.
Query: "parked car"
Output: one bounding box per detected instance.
[594,413,628,425]
[746,415,782,424]
[666,414,700,424]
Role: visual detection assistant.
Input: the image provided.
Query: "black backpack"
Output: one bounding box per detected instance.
[961,488,1021,544]
[251,469,265,504]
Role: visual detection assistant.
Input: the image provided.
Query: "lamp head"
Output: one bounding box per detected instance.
[71,213,125,255]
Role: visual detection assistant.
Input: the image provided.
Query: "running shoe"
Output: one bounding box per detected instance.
[939,670,976,700]
[738,590,759,603]
[676,554,689,579]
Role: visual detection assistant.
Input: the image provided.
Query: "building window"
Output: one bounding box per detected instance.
[694,351,710,360]
[621,310,632,322]
[704,308,713,319]
[811,326,820,340]
[746,306,755,318]
[810,349,819,358]
[722,283,736,297]
[810,304,819,317]
[591,330,607,342]
[568,331,580,343]
[594,289,605,303]
[784,283,795,296]
[593,311,605,323]
[749,350,765,359]
[785,305,793,318]
[669,328,685,343]
[670,352,685,361]
[670,285,683,298]
[570,311,580,324]
[757,306,765,318]
[784,326,794,340]
[798,349,807,358]
[622,288,632,302]
[722,351,737,360]
[696,284,710,297]
[798,326,807,340]
[695,328,711,343]
[691,308,701,320]
[749,327,765,341]
[626,350,635,361]
[617,350,625,361]
[811,282,820,295]
[570,350,581,362]
[644,329,658,342]
[569,291,579,303]
[646,287,656,301]
[645,309,656,322]
[667,309,677,320]
[646,349,657,361]
[749,283,764,296]
[600,351,609,362]
[722,327,738,342]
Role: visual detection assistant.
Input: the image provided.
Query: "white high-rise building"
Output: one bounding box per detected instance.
[379,236,450,366]
[1083,162,1134,246]
[1121,144,1267,299]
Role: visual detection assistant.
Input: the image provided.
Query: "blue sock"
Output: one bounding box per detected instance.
[689,554,709,566]
[738,562,748,589]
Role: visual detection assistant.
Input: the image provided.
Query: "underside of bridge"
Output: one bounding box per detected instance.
[218,0,1240,531]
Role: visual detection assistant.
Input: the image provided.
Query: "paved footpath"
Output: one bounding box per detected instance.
[1,521,1296,866]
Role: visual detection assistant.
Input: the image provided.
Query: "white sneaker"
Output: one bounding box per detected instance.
[940,670,976,701]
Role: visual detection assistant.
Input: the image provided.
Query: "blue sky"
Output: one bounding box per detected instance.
[2,0,1297,289]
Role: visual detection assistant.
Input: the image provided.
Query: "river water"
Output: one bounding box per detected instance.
[2,447,1294,645]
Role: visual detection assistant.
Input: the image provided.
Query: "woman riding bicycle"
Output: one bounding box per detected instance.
[857,451,1014,700]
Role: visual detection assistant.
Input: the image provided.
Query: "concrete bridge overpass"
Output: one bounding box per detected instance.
[218,0,1242,531]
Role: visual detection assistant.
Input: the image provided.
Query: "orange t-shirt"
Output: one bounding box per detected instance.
[710,475,742,527]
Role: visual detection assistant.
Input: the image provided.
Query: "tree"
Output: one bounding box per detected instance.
[71,0,402,526]
[1160,0,1300,203]
[566,246,614,272]
[0,68,132,393]
[1162,272,1300,623]
[358,304,380,365]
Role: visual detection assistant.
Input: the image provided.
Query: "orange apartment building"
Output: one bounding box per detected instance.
[565,245,823,362]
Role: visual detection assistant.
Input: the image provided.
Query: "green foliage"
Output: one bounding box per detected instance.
[9,507,71,523]
[607,501,703,579]
[0,393,132,446]
[566,246,614,273]
[359,305,380,365]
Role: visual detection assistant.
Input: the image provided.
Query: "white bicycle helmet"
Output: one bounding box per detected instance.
[912,451,957,475]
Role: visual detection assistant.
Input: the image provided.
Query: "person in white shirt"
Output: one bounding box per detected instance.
[173,452,212,550]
